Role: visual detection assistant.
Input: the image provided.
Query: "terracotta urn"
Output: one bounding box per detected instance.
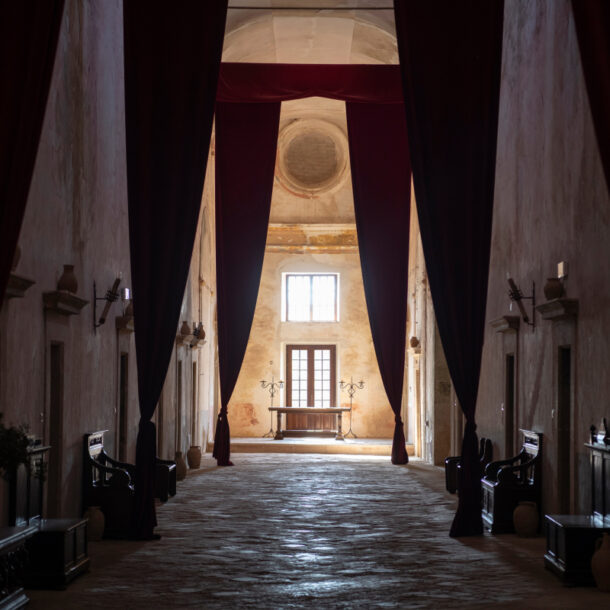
[196,322,206,343]
[57,264,78,293]
[84,505,105,541]
[187,445,202,469]
[543,277,564,300]
[513,501,538,537]
[175,451,187,481]
[592,533,610,592]
[179,320,191,337]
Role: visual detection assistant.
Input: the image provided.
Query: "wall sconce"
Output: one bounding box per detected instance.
[507,277,535,327]
[94,275,122,332]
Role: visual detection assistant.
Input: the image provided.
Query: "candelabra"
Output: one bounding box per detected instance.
[260,369,284,438]
[339,377,364,439]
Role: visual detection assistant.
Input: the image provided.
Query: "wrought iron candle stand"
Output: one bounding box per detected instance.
[260,371,284,439]
[339,377,364,439]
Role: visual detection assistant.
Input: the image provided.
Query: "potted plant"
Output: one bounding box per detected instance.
[0,413,30,481]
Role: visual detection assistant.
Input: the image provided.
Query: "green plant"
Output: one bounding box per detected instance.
[0,412,30,481]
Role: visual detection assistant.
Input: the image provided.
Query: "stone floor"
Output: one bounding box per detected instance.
[29,454,607,609]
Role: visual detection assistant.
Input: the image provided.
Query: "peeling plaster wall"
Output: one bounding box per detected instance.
[0,0,132,522]
[230,247,394,439]
[477,1,610,515]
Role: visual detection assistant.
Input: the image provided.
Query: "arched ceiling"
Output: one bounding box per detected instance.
[221,1,399,224]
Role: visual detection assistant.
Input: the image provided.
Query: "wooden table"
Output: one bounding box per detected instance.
[269,407,351,441]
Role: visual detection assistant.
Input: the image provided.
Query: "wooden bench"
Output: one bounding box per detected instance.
[481,429,542,533]
[83,431,135,539]
[444,437,493,494]
[544,422,610,584]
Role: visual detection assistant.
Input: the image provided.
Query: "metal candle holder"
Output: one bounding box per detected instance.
[260,374,284,438]
[339,377,364,439]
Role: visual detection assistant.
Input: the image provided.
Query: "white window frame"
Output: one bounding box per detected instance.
[281,272,340,322]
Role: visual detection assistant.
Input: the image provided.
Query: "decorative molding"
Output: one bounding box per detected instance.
[266,223,358,252]
[536,298,579,321]
[115,315,135,334]
[490,315,520,333]
[43,291,89,316]
[5,274,35,299]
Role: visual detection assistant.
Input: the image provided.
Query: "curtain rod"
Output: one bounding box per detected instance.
[228,5,394,10]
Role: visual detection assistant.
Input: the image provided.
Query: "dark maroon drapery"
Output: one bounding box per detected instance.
[572,0,610,194]
[346,103,411,465]
[394,0,504,535]
[123,2,227,538]
[213,102,281,466]
[214,63,411,464]
[217,63,404,104]
[0,1,64,308]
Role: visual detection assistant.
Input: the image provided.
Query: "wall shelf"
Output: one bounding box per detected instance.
[490,315,520,333]
[6,273,35,299]
[43,291,89,316]
[535,298,578,321]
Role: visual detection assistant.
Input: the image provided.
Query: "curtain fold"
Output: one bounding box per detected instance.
[572,0,610,193]
[0,1,65,308]
[123,2,227,539]
[217,63,404,104]
[214,63,412,465]
[394,0,504,535]
[346,103,411,464]
[213,102,281,466]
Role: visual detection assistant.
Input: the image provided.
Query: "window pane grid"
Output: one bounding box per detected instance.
[286,274,337,322]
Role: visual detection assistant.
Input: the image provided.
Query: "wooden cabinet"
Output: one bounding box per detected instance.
[544,514,610,584]
[544,440,610,583]
[0,525,37,609]
[25,518,90,590]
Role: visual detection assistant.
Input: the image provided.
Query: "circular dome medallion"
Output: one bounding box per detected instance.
[276,119,348,196]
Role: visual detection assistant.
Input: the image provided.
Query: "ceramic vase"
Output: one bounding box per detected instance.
[187,445,202,469]
[84,506,105,541]
[513,501,538,537]
[543,277,564,300]
[592,533,610,592]
[57,264,78,293]
[179,321,191,337]
[175,451,187,481]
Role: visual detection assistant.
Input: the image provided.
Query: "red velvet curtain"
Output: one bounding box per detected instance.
[394,0,504,536]
[123,2,227,539]
[214,63,411,465]
[572,0,610,193]
[217,63,404,103]
[213,102,281,466]
[0,1,64,308]
[346,103,411,465]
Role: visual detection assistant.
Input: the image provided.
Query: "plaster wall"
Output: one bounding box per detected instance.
[230,247,394,439]
[477,0,610,515]
[0,0,133,522]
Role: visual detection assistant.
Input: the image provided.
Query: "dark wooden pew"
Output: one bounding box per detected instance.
[83,431,177,538]
[481,429,542,533]
[444,437,493,494]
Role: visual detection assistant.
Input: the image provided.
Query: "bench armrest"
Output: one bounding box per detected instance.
[497,456,538,484]
[484,449,526,480]
[89,459,132,488]
[102,451,136,477]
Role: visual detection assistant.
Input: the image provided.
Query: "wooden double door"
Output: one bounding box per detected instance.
[286,344,336,433]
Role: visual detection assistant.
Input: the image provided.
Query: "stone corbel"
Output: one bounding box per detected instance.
[5,273,35,299]
[535,298,579,321]
[490,315,520,333]
[43,291,89,316]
